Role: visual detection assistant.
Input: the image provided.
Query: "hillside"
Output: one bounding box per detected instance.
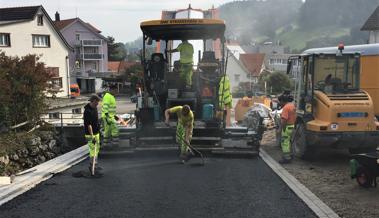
[219,0,379,52]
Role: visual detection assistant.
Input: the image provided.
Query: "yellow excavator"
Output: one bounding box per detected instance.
[287,44,379,159]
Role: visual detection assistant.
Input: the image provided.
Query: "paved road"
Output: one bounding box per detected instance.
[0,151,316,218]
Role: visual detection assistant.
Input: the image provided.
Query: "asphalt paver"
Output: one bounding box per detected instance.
[0,151,317,218]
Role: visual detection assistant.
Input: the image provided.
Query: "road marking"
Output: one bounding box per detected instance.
[260,149,340,218]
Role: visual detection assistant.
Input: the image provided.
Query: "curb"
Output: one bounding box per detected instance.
[0,145,88,206]
[260,149,340,218]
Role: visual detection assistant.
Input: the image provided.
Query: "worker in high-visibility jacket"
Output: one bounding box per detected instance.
[167,40,194,89]
[218,75,232,127]
[101,84,119,147]
[277,91,296,164]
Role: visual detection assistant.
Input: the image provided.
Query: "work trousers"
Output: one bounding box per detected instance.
[85,133,100,158]
[103,118,119,147]
[281,125,294,160]
[180,63,193,87]
[176,123,192,156]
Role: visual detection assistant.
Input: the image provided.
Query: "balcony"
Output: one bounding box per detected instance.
[88,71,113,78]
[81,39,102,46]
[81,53,103,60]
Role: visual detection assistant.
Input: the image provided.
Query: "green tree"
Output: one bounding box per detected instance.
[119,63,143,93]
[0,52,52,127]
[107,36,127,61]
[267,72,292,94]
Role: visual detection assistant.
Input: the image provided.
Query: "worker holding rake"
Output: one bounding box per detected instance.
[165,105,194,163]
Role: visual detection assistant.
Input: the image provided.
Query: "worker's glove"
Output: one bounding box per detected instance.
[91,136,97,144]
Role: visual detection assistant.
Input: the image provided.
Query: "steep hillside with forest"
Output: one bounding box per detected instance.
[219,0,379,52]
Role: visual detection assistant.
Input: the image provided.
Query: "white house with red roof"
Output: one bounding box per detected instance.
[0,5,72,97]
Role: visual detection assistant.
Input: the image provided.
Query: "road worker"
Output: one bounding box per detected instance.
[101,84,119,148]
[165,105,194,163]
[277,91,296,164]
[84,95,102,175]
[167,40,194,89]
[218,75,233,127]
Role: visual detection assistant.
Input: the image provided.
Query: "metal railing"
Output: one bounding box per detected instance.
[81,53,103,60]
[82,39,102,46]
[40,112,85,127]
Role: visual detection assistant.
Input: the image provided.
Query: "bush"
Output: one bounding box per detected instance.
[0,52,52,127]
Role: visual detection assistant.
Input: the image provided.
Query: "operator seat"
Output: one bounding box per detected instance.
[148,53,165,81]
[199,51,218,73]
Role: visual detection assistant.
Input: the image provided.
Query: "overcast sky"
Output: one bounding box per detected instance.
[1,0,232,42]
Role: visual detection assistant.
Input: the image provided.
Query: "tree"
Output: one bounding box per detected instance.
[267,72,292,94]
[0,52,52,127]
[119,63,143,93]
[107,36,127,61]
[257,70,271,93]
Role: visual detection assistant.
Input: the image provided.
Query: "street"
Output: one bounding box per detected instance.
[0,151,316,218]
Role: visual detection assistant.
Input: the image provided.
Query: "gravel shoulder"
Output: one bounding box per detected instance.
[261,130,379,218]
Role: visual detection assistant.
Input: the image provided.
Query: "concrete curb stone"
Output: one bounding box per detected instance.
[260,148,340,218]
[0,145,88,206]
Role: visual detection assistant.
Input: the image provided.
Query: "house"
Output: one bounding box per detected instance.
[0,5,72,97]
[54,13,109,94]
[361,5,379,44]
[225,43,266,94]
[108,60,139,77]
[225,43,249,92]
[239,53,266,93]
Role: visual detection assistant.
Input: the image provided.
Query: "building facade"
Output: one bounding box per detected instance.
[0,6,72,97]
[54,14,109,93]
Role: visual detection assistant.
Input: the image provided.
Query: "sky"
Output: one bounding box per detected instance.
[0,0,232,42]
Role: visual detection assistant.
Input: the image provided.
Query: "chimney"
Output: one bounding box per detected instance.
[55,11,60,21]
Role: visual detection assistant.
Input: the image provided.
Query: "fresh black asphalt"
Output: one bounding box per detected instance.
[0,151,317,218]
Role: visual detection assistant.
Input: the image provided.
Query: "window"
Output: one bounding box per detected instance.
[72,108,82,114]
[75,34,80,41]
[37,15,43,26]
[0,33,10,47]
[45,67,59,77]
[234,74,240,82]
[49,112,60,119]
[32,35,50,47]
[49,77,63,90]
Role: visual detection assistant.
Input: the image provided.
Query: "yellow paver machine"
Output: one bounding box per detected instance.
[119,18,263,156]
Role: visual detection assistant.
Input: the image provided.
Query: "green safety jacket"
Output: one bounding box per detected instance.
[177,42,194,64]
[101,92,116,120]
[218,75,232,108]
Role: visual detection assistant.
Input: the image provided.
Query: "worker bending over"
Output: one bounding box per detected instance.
[165,105,194,163]
[167,40,194,89]
[278,91,296,164]
[101,84,119,147]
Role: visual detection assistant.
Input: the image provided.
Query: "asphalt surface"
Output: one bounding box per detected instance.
[0,151,317,218]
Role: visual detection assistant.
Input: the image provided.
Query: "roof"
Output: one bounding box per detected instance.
[108,61,121,72]
[239,53,265,77]
[0,5,72,51]
[140,19,225,40]
[361,6,379,31]
[0,6,40,22]
[54,18,106,40]
[303,44,379,56]
[54,18,76,30]
[108,61,139,73]
[227,44,245,60]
